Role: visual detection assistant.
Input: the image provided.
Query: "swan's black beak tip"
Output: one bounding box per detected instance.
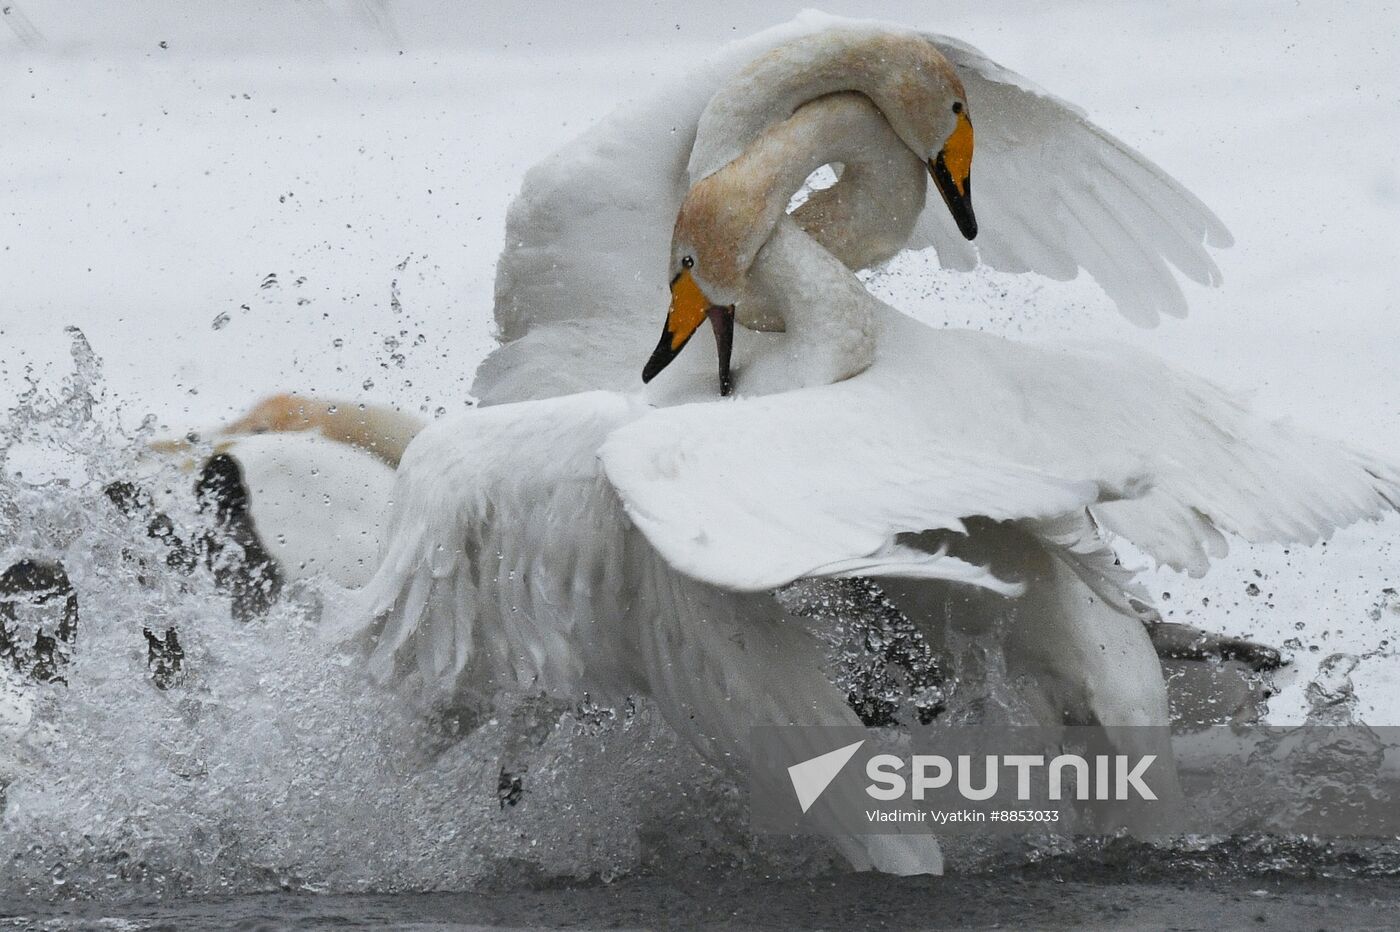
[641,336,673,385]
[929,108,977,241]
[928,156,977,241]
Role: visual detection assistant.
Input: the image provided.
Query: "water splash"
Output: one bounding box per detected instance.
[1306,653,1361,725]
[778,577,952,727]
[0,332,754,902]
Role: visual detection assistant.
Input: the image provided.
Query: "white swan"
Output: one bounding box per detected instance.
[350,18,1398,874]
[146,395,425,593]
[357,89,977,876]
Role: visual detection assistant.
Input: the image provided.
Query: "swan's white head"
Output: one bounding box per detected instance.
[643,34,977,395]
[686,30,978,241]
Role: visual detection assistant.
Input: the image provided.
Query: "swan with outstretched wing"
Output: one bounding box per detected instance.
[347,18,1398,875]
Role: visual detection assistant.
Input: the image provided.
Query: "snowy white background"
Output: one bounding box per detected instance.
[2,0,1398,718]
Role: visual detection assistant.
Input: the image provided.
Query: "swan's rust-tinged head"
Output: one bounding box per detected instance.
[871,33,978,239]
[220,392,322,435]
[704,30,979,242]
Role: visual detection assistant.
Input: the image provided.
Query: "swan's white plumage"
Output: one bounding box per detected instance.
[598,281,1400,592]
[222,432,397,588]
[600,391,1126,594]
[351,392,645,695]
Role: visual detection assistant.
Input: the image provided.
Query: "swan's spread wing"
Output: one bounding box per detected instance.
[342,392,646,696]
[919,34,1232,326]
[863,316,1400,578]
[1075,344,1400,574]
[598,392,1132,593]
[604,316,1400,589]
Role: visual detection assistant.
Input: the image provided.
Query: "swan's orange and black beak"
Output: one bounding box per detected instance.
[642,267,735,396]
[929,110,977,240]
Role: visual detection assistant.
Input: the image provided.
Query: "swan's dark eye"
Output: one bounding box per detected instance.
[681,255,694,269]
[951,101,964,115]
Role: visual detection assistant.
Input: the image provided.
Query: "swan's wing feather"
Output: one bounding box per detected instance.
[1089,410,1400,577]
[598,389,1134,593]
[872,321,1400,577]
[1060,340,1400,572]
[604,318,1400,591]
[919,34,1231,324]
[342,392,644,697]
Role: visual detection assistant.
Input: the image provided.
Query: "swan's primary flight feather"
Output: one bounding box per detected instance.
[912,34,1232,325]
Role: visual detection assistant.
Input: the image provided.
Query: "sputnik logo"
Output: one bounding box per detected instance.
[787,740,865,813]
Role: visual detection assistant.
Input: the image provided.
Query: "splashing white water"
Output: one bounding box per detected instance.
[0,331,775,901]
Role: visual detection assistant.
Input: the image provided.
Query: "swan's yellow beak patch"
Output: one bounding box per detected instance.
[929,111,977,240]
[942,111,974,197]
[664,268,710,353]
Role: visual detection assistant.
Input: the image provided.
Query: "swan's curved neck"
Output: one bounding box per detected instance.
[311,402,425,468]
[687,93,923,389]
[689,27,934,180]
[745,219,881,390]
[690,92,924,297]
[213,395,426,468]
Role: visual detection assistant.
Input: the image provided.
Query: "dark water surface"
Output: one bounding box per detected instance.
[4,873,1400,931]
